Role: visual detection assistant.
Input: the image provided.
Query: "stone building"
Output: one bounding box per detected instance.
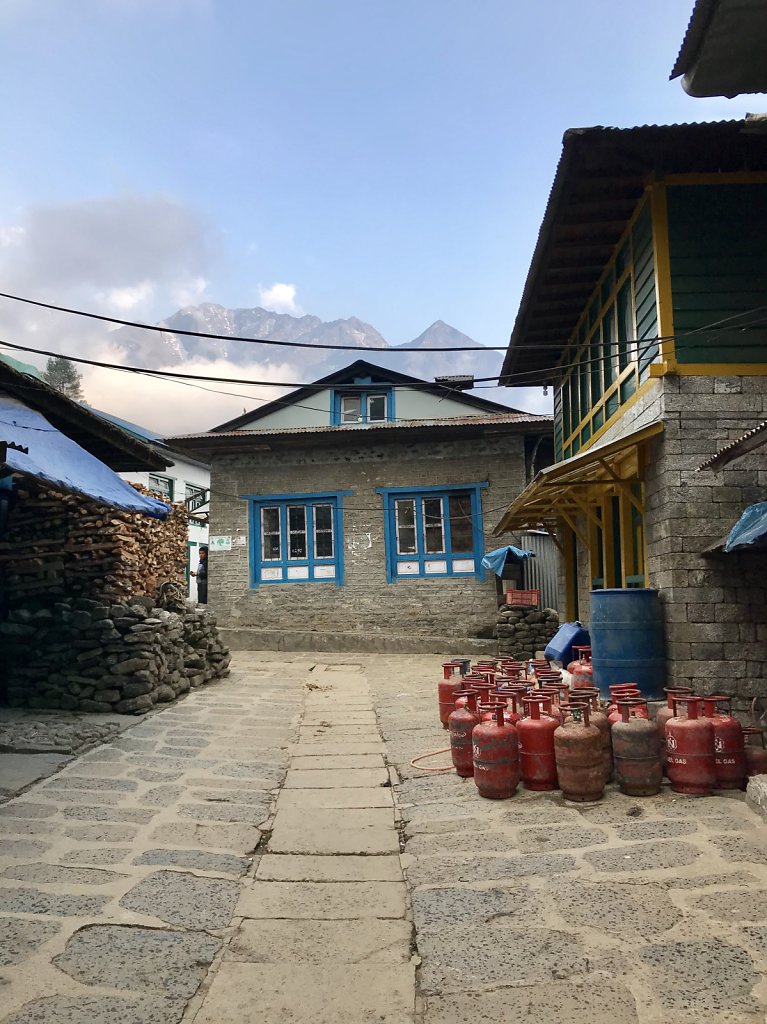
[493,119,767,703]
[168,360,552,653]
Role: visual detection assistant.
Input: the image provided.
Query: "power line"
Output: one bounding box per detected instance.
[0,290,508,352]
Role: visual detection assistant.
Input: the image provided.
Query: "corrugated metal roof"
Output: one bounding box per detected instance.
[670,0,767,97]
[167,411,552,444]
[501,119,767,380]
[671,0,718,79]
[697,419,767,471]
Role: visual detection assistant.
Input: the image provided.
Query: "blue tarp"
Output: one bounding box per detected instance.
[481,544,536,576]
[0,395,169,519]
[724,502,767,552]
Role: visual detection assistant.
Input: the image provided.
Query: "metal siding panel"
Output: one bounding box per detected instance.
[520,532,559,611]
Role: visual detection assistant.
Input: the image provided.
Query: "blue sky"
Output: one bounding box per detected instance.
[0,0,756,429]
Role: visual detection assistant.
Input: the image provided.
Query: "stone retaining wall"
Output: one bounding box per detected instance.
[0,597,231,713]
[496,605,559,660]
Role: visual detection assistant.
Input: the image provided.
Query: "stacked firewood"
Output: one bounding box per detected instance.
[0,480,188,605]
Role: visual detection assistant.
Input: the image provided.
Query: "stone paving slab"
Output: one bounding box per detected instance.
[230,917,412,963]
[256,854,404,882]
[284,767,389,788]
[270,806,400,853]
[194,962,415,1024]
[422,979,640,1024]
[291,741,384,755]
[238,880,408,919]
[290,754,385,769]
[277,787,393,809]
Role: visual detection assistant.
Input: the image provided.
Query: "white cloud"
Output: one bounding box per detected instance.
[0,225,24,248]
[258,282,301,315]
[172,275,208,308]
[99,281,156,313]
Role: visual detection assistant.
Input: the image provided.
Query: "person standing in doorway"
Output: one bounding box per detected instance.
[192,545,208,604]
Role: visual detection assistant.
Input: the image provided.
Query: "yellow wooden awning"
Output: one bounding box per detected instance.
[493,421,664,537]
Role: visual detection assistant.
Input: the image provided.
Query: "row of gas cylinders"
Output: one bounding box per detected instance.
[437,658,767,801]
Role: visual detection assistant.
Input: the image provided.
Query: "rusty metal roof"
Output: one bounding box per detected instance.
[166,411,552,451]
[697,419,767,472]
[501,119,767,381]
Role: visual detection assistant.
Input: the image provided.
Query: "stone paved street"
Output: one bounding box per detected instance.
[1,653,767,1023]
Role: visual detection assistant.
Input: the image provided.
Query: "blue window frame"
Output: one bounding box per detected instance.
[245,491,350,586]
[377,483,488,582]
[331,383,395,425]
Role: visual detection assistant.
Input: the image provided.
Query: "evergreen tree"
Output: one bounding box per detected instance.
[42,356,85,402]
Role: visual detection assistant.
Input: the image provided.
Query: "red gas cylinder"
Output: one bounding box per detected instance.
[571,647,594,689]
[566,645,588,674]
[702,695,747,791]
[554,704,604,802]
[540,687,565,725]
[612,698,662,796]
[448,691,480,778]
[570,693,612,783]
[608,690,645,724]
[472,705,520,799]
[666,696,716,796]
[438,661,464,729]
[517,696,559,791]
[656,687,693,770]
[493,690,522,726]
[607,684,642,715]
[743,727,767,776]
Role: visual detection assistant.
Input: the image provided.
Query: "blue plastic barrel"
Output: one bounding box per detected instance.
[590,589,665,700]
[544,622,590,666]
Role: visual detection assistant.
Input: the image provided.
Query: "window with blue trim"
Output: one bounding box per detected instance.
[247,493,347,585]
[378,484,487,581]
[331,385,394,425]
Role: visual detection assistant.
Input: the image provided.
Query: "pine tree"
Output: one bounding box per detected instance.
[42,356,85,402]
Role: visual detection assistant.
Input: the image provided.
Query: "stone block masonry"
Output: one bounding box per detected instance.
[209,433,530,652]
[496,605,559,660]
[0,597,231,713]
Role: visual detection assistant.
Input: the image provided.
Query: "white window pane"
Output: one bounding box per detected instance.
[423,497,445,554]
[368,394,387,421]
[452,558,475,573]
[261,567,282,581]
[287,566,310,580]
[314,565,336,579]
[341,396,361,422]
[425,560,448,574]
[397,561,420,575]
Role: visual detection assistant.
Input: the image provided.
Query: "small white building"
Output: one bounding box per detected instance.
[89,409,210,601]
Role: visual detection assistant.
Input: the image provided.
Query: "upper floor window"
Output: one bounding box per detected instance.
[377,483,487,581]
[247,491,349,586]
[331,387,394,425]
[148,474,174,501]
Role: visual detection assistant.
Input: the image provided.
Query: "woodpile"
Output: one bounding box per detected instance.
[0,480,188,605]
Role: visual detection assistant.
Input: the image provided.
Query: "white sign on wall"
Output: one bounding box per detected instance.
[209,535,232,551]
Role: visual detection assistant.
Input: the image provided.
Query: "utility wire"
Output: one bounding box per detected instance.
[0,290,508,352]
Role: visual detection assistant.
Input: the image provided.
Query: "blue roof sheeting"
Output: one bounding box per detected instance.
[0,395,169,519]
[724,502,767,553]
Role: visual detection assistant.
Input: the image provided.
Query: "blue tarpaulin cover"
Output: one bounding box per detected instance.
[724,502,767,552]
[481,544,535,576]
[0,395,169,519]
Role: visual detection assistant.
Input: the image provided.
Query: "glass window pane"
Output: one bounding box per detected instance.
[340,395,361,422]
[590,325,602,403]
[367,394,387,421]
[313,504,334,559]
[579,350,589,418]
[423,497,445,554]
[395,500,417,554]
[448,494,474,553]
[314,504,332,531]
[261,506,281,561]
[287,505,307,559]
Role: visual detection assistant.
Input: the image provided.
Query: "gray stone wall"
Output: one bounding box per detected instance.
[568,373,767,706]
[208,433,529,651]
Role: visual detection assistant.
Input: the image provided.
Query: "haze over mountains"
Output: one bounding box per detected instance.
[111,303,504,386]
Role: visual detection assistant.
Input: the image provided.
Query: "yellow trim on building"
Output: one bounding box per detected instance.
[672,363,767,376]
[649,182,676,371]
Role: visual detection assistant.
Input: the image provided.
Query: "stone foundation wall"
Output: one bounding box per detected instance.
[496,605,559,661]
[0,597,231,713]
